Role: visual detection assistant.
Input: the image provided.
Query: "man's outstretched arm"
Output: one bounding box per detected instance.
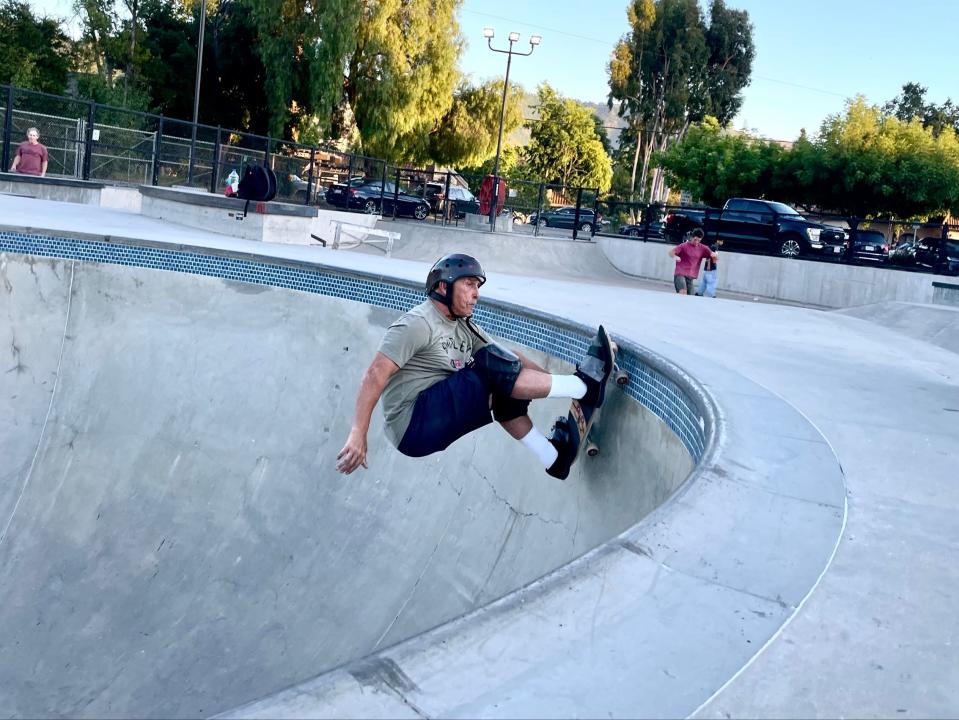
[336,352,400,474]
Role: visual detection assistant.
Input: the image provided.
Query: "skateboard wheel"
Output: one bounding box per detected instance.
[586,441,600,457]
[614,369,629,387]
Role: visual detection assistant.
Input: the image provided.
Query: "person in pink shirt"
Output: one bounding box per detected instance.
[9,127,48,177]
[668,228,718,295]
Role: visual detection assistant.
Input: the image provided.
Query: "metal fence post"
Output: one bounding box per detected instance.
[346,153,354,185]
[306,147,316,206]
[534,183,545,237]
[572,186,584,241]
[592,188,600,237]
[442,171,451,227]
[392,166,401,220]
[379,162,387,215]
[151,115,163,186]
[82,101,95,180]
[1,85,14,172]
[209,126,221,194]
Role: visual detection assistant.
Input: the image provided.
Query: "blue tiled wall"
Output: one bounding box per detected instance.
[0,231,707,461]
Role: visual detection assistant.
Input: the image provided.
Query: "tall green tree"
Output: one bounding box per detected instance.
[815,97,959,217]
[655,116,783,206]
[608,0,753,202]
[136,0,269,130]
[0,0,73,93]
[884,82,959,138]
[425,79,524,168]
[523,84,613,193]
[341,0,463,161]
[244,0,464,161]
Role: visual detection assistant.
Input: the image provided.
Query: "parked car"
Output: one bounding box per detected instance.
[915,236,959,275]
[528,206,603,233]
[410,181,446,213]
[447,185,480,218]
[618,221,664,239]
[287,174,313,203]
[702,198,847,259]
[325,179,431,220]
[663,208,707,243]
[843,229,889,264]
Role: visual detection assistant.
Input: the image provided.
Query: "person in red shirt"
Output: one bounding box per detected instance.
[9,127,48,177]
[668,228,718,295]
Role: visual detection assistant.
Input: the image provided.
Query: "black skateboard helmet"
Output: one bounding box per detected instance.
[426,254,486,312]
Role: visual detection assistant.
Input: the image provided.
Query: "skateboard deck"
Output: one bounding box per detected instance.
[555,325,627,472]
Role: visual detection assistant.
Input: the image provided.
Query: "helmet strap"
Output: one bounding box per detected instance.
[430,280,462,319]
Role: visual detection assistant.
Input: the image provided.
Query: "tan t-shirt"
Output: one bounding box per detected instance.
[378,300,490,447]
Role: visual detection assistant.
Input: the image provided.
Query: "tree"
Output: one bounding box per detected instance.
[244,0,464,161]
[884,82,959,138]
[523,84,613,193]
[0,0,73,93]
[815,97,959,218]
[608,0,753,202]
[340,0,463,162]
[656,116,783,206]
[425,79,524,168]
[657,99,959,218]
[136,0,270,131]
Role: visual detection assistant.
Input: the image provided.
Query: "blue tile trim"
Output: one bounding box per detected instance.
[0,230,706,461]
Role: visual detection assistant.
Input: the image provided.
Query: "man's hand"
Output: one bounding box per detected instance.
[336,428,368,474]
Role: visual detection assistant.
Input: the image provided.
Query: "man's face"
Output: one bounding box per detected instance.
[449,276,482,317]
[26,130,39,144]
[690,234,702,245]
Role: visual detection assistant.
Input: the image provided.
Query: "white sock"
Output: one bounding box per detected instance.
[520,427,559,468]
[547,374,587,399]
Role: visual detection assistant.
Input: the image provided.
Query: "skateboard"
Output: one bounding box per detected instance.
[550,325,628,476]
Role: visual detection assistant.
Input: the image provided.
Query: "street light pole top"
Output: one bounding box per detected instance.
[484,27,542,56]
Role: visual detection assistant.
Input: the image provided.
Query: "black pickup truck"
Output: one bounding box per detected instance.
[700,198,847,259]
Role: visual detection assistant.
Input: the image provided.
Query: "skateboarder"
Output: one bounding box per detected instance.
[336,253,610,479]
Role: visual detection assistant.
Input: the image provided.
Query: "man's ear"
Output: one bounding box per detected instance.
[436,281,447,297]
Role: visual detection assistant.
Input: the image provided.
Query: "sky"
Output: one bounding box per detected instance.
[457,0,959,141]
[28,0,959,143]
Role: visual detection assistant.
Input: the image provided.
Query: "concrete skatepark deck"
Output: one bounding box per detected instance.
[1,193,957,719]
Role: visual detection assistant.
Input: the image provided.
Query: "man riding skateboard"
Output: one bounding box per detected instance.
[336,253,614,480]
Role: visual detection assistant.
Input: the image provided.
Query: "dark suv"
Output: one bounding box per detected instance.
[844,229,889,264]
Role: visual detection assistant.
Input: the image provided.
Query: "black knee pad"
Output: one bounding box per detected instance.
[492,395,531,422]
[470,344,522,397]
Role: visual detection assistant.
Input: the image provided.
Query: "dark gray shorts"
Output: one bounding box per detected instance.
[674,275,695,293]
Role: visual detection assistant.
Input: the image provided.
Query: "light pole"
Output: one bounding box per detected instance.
[187,0,207,184]
[484,27,540,230]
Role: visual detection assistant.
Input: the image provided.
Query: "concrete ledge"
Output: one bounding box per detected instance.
[0,173,142,212]
[0,171,107,190]
[932,280,959,307]
[139,185,315,217]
